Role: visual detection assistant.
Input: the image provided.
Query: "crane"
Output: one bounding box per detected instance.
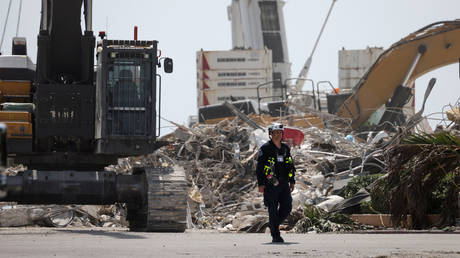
[293,0,338,92]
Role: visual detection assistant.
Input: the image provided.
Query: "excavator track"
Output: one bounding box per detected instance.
[128,166,188,232]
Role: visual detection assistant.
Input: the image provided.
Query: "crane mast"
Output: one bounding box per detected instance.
[294,0,337,92]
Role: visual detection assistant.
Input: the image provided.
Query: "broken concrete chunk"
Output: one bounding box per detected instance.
[316,195,344,212]
[446,107,460,123]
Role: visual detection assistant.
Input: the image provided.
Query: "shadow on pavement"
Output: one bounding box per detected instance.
[262,242,299,245]
[61,230,147,239]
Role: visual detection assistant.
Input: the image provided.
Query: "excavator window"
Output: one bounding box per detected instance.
[106,53,152,136]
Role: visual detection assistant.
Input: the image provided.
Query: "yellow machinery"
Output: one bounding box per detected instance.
[0,111,32,150]
[0,36,34,153]
[0,80,33,152]
[200,21,460,131]
[335,20,460,129]
[0,81,31,102]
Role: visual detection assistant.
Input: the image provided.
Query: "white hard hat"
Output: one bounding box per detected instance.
[268,123,284,133]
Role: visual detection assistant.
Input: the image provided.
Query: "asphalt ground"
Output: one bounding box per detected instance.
[1,228,460,257]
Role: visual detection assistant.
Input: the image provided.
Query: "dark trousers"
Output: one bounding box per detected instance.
[263,181,292,237]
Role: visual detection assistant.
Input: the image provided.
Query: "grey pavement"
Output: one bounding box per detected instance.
[1,228,460,257]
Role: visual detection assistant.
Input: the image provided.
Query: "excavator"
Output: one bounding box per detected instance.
[335,20,460,129]
[199,20,460,132]
[0,0,187,232]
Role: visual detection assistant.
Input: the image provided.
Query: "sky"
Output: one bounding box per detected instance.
[1,0,460,133]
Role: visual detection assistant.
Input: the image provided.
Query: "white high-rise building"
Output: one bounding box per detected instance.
[228,0,291,97]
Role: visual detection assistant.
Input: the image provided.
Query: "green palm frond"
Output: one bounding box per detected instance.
[387,131,460,229]
[402,132,460,146]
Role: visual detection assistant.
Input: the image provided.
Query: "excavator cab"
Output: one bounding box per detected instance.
[95,39,164,155]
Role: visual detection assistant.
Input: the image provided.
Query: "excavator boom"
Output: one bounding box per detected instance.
[335,20,460,129]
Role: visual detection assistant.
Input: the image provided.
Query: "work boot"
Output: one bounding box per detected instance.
[272,235,284,243]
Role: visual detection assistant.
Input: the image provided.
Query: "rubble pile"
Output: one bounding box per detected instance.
[149,118,383,232]
[2,104,459,232]
[162,120,265,231]
[0,203,127,228]
[0,117,386,231]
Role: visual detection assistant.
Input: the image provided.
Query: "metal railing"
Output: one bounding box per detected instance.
[256,80,281,113]
[286,78,316,109]
[316,80,337,112]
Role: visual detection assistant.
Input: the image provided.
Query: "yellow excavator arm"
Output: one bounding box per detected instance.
[335,20,460,129]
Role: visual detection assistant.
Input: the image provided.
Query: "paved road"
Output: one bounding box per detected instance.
[1,228,460,257]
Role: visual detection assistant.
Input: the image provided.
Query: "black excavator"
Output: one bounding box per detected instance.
[0,0,187,232]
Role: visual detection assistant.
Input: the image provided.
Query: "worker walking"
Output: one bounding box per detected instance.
[256,123,295,243]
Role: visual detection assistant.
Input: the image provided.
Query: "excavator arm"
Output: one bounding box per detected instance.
[335,20,460,129]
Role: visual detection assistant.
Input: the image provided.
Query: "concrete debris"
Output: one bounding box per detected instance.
[292,204,373,233]
[316,195,344,212]
[329,188,371,214]
[0,115,387,231]
[0,203,127,228]
[446,107,460,124]
[146,117,385,232]
[0,204,75,227]
[3,104,458,232]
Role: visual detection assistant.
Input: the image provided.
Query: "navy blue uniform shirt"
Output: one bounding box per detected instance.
[256,140,296,186]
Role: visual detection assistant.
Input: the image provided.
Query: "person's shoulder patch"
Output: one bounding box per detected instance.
[258,149,264,158]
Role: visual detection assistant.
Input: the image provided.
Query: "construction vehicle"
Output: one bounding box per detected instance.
[335,20,460,129]
[0,0,187,232]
